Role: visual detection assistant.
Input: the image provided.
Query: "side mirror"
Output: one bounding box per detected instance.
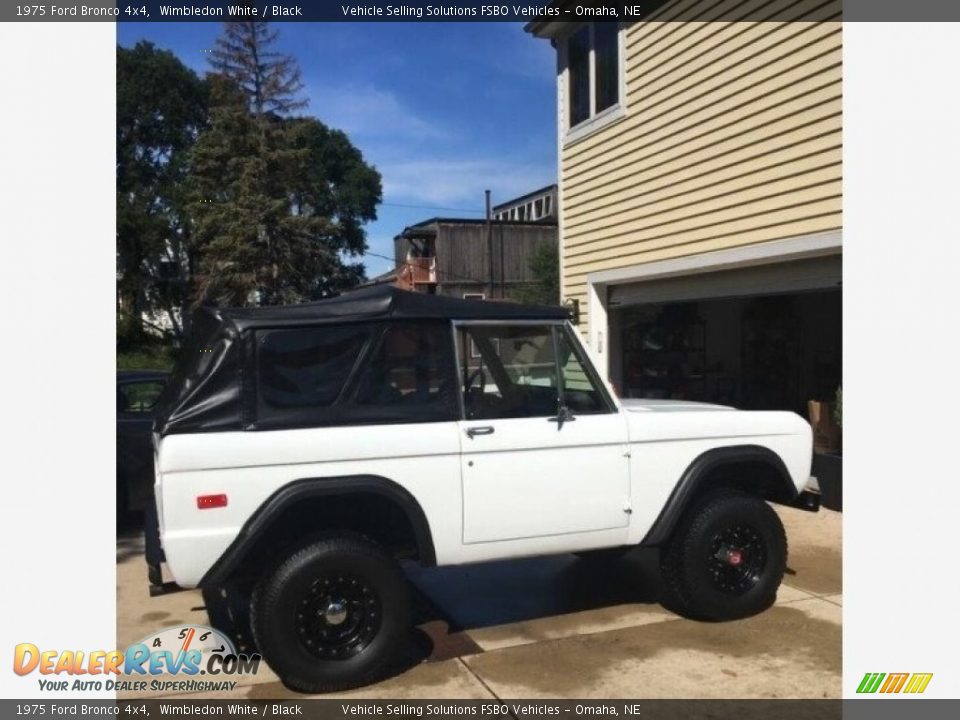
[549,402,576,429]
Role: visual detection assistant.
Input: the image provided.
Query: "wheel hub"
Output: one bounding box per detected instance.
[322,599,348,626]
[707,524,766,595]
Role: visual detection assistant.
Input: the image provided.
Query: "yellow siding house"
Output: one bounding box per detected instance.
[528,1,842,417]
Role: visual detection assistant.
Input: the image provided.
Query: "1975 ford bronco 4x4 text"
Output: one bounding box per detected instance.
[147,286,817,692]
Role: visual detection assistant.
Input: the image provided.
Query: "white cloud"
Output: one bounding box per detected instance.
[307,84,445,141]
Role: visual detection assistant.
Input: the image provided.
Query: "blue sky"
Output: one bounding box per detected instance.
[118,22,558,276]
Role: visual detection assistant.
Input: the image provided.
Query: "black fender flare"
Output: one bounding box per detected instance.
[639,445,797,547]
[199,475,436,588]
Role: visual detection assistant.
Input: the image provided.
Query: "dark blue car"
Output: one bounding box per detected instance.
[117,369,169,518]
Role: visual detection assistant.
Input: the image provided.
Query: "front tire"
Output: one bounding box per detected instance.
[251,534,411,693]
[660,491,787,621]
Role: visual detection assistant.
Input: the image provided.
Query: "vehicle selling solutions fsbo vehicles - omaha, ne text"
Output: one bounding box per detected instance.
[147,285,818,692]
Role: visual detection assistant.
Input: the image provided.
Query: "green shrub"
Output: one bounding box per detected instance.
[117,347,175,371]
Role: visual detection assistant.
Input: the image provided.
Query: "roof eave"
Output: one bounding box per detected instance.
[492,183,558,213]
[400,221,440,240]
[524,20,567,39]
[524,0,570,38]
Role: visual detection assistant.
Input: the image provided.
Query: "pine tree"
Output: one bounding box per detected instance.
[188,24,381,307]
[514,242,560,305]
[209,21,305,116]
[187,77,267,306]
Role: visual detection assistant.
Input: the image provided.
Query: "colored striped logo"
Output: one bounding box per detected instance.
[857,672,933,694]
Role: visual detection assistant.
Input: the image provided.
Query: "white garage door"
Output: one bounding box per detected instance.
[608,254,842,307]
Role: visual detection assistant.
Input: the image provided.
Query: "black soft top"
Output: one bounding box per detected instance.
[154,286,568,437]
[204,284,567,332]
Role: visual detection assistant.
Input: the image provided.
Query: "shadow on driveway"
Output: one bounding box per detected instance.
[405,548,662,631]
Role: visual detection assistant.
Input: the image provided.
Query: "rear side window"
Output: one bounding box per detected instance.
[351,322,458,423]
[256,325,371,425]
[253,321,457,429]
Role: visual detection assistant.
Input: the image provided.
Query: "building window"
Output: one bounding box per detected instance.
[562,23,625,141]
[568,25,591,127]
[594,22,620,113]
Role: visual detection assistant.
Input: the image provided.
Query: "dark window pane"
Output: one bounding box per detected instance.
[595,22,619,113]
[568,26,591,127]
[457,325,559,420]
[351,323,457,423]
[257,325,370,417]
[118,381,166,414]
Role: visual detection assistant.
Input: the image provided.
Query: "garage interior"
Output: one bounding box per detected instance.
[607,255,842,417]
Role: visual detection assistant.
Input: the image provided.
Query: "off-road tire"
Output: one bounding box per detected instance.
[251,534,411,693]
[660,491,787,621]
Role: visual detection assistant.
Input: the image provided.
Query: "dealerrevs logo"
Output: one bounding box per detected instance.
[13,625,261,692]
[856,672,933,694]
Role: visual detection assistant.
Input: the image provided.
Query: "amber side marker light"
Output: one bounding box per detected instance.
[197,494,228,509]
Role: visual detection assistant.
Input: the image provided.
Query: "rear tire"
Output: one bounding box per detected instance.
[660,491,787,621]
[251,534,411,693]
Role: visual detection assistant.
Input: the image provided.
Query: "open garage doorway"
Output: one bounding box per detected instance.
[610,288,841,417]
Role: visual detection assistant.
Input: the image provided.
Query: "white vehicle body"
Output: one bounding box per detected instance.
[155,322,812,588]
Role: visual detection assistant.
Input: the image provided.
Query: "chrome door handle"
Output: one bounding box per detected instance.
[466,426,495,438]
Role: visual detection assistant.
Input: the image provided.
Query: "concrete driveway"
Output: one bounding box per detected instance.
[116,505,840,699]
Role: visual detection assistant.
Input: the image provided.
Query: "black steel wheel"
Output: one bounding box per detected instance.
[296,573,382,660]
[660,491,787,621]
[251,534,411,693]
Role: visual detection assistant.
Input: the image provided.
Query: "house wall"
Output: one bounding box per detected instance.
[559,17,842,334]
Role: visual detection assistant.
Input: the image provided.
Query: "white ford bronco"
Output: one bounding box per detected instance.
[147,285,818,693]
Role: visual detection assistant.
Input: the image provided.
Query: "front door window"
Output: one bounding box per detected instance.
[455,324,611,420]
[457,324,558,420]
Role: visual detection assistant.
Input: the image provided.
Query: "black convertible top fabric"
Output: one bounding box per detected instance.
[154,287,568,436]
[204,284,568,331]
